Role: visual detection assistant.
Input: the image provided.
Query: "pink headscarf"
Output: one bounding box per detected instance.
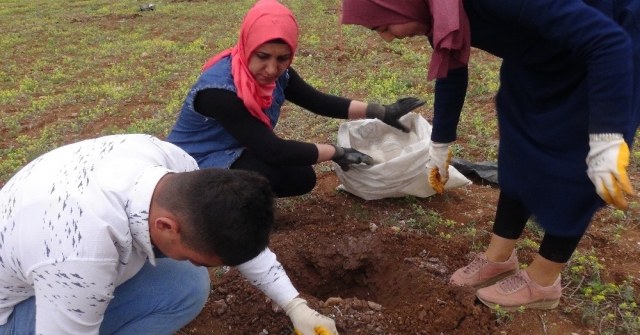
[202,0,299,128]
[341,0,470,81]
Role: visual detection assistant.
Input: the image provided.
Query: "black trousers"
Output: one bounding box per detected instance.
[231,150,316,198]
[493,192,582,263]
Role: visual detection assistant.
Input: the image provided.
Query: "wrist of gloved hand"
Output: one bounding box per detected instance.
[587,133,634,209]
[330,145,347,171]
[426,142,453,193]
[283,298,338,335]
[365,97,425,133]
[427,142,453,170]
[365,103,386,120]
[330,145,374,171]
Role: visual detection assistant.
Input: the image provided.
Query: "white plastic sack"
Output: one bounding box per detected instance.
[334,113,471,200]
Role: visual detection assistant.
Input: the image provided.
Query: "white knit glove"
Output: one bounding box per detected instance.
[587,133,634,209]
[283,298,338,335]
[426,142,453,193]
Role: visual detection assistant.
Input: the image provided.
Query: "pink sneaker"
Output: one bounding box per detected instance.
[450,251,519,289]
[476,270,562,311]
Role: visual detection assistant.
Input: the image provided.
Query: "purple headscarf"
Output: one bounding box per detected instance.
[341,0,470,80]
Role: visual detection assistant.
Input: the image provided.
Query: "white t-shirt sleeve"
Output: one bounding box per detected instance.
[31,260,118,335]
[236,248,299,307]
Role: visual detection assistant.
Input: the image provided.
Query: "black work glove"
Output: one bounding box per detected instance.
[331,145,374,171]
[366,97,426,133]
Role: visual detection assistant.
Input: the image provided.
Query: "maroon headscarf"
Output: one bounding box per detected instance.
[341,0,470,80]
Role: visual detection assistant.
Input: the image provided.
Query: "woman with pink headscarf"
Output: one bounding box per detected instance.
[167,0,425,199]
[342,0,640,312]
[166,1,425,333]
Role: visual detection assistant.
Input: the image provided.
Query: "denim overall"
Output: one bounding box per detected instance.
[166,55,289,168]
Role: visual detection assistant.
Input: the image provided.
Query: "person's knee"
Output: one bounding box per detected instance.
[158,261,210,317]
[100,261,210,333]
[181,266,211,313]
[275,166,316,197]
[299,167,317,193]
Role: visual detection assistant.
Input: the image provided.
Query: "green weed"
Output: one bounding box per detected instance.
[563,249,640,334]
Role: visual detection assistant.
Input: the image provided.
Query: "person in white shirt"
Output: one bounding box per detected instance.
[0,134,337,335]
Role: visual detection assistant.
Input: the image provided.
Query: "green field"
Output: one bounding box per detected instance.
[1,1,639,334]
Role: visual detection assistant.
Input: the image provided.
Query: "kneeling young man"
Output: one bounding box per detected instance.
[0,134,336,335]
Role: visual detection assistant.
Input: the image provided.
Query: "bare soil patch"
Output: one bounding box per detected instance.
[178,171,640,334]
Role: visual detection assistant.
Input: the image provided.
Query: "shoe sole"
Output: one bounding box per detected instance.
[472,269,519,290]
[477,297,560,311]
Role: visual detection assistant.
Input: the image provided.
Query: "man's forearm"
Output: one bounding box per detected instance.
[236,248,299,307]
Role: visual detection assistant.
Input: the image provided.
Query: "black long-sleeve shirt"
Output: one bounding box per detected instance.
[193,67,352,166]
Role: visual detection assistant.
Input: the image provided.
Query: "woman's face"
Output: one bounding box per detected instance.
[373,21,430,42]
[248,42,292,85]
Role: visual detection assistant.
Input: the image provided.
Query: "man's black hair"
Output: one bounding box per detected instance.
[158,168,274,266]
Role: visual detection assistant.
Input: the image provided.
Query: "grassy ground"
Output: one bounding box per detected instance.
[0,0,504,182]
[1,1,639,334]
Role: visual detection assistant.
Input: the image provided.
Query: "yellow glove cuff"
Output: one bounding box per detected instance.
[294,326,335,335]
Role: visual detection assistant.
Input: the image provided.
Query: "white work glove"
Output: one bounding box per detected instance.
[587,133,635,210]
[283,298,338,335]
[426,142,453,193]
